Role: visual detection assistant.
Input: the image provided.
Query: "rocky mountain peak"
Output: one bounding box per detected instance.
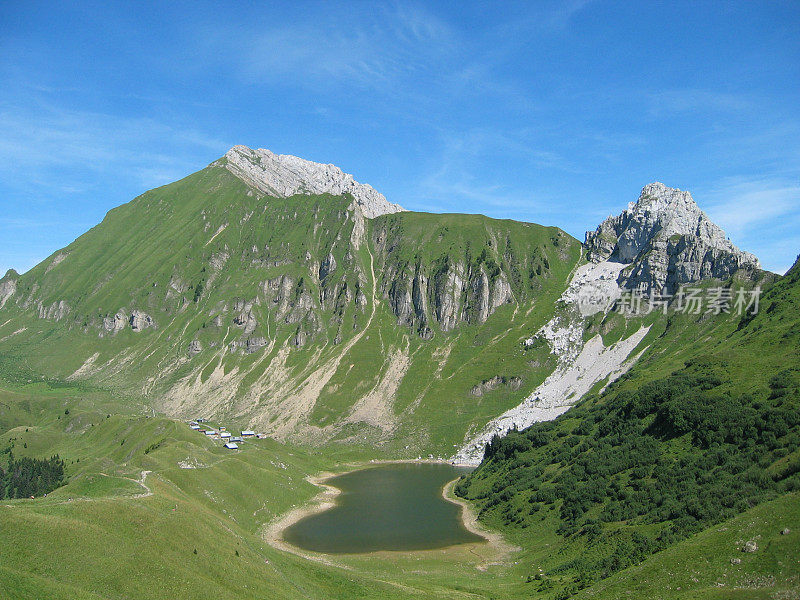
[585,183,761,293]
[218,145,404,219]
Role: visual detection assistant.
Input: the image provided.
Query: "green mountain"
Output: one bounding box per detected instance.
[0,148,771,462]
[1,146,796,599]
[455,253,800,596]
[0,147,582,458]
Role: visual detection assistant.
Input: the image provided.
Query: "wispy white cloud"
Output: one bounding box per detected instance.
[231,3,456,91]
[703,178,800,237]
[412,128,573,219]
[701,177,800,273]
[646,89,751,116]
[0,99,229,194]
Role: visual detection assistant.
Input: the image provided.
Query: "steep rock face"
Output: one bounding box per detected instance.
[585,183,760,293]
[371,216,575,337]
[0,270,18,309]
[380,257,516,336]
[219,145,404,219]
[232,299,258,335]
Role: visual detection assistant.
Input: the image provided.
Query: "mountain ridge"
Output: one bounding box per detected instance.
[217,145,404,219]
[0,150,772,460]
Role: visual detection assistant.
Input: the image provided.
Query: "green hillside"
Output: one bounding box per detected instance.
[1,151,796,599]
[578,491,800,599]
[0,160,580,456]
[455,257,800,597]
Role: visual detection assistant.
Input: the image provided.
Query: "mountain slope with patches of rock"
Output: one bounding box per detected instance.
[454,182,766,464]
[0,147,581,457]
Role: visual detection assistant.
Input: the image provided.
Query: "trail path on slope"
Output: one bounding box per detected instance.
[2,470,153,509]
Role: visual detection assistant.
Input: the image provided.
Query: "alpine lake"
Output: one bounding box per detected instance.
[283,463,484,554]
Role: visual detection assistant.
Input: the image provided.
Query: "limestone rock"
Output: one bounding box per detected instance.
[38,300,70,321]
[103,312,128,332]
[188,340,202,355]
[209,251,229,270]
[233,301,258,335]
[228,336,267,354]
[219,145,404,219]
[585,183,761,294]
[471,376,522,397]
[742,540,758,553]
[0,270,17,309]
[319,252,337,281]
[129,310,155,332]
[433,261,466,332]
[45,252,68,274]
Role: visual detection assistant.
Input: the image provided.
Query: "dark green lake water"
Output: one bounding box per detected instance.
[283,463,483,553]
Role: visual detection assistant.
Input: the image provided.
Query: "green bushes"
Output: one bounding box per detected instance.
[459,356,800,588]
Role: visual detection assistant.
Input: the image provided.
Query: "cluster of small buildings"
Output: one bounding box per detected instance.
[188,419,267,450]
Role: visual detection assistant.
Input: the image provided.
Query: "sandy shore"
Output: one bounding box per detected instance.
[260,470,347,566]
[261,459,518,569]
[442,478,520,570]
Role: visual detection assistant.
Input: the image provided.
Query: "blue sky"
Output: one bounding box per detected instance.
[1,1,798,275]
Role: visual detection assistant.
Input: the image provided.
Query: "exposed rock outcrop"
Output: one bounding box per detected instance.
[100,308,157,333]
[232,300,258,335]
[0,270,17,309]
[318,252,337,281]
[585,183,761,294]
[130,310,155,332]
[381,257,514,336]
[103,311,128,332]
[229,336,267,354]
[471,376,522,397]
[454,260,648,465]
[219,145,404,219]
[45,252,68,274]
[38,300,70,321]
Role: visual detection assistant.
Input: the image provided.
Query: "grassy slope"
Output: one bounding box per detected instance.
[0,163,581,457]
[579,491,800,600]
[1,275,796,599]
[1,376,547,600]
[0,380,446,599]
[456,262,800,597]
[6,366,794,600]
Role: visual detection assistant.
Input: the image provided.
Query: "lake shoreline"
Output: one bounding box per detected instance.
[441,477,521,569]
[261,459,517,567]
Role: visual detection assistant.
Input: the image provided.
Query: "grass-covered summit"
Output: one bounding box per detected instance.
[0,149,580,456]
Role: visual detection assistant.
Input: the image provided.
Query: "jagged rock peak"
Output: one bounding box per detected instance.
[218,145,404,219]
[585,182,761,293]
[587,182,759,265]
